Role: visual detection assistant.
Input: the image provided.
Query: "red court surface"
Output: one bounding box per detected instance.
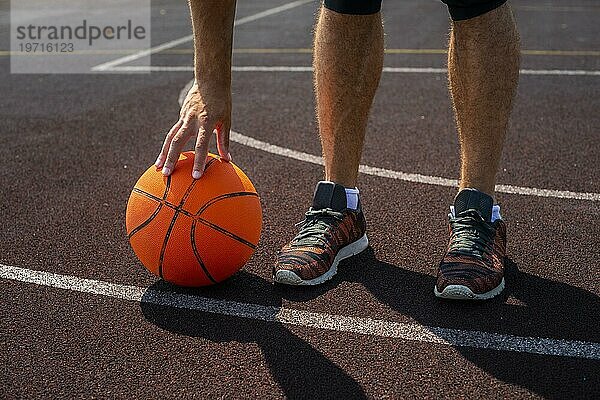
[1,0,599,398]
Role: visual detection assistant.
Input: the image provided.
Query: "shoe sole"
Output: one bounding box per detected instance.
[273,234,369,286]
[434,278,505,300]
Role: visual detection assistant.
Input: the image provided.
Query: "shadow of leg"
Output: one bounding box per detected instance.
[140,276,366,399]
[341,247,600,397]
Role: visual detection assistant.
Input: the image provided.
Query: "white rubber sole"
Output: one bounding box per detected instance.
[434,278,505,300]
[273,234,369,286]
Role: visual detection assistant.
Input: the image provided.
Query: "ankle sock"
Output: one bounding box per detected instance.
[344,187,360,210]
[451,204,502,222]
[313,181,360,211]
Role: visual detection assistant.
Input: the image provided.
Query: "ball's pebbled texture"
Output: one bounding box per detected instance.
[126,152,262,287]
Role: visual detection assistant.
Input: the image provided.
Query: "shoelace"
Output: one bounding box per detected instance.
[448,210,495,260]
[291,208,344,247]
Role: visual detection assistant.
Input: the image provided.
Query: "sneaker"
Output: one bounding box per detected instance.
[435,188,507,300]
[273,181,369,285]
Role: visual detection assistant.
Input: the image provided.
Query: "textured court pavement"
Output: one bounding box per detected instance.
[1,0,599,398]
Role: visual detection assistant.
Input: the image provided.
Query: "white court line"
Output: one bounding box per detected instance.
[106,65,600,76]
[244,66,600,76]
[103,65,600,76]
[91,0,314,72]
[515,5,600,12]
[172,78,600,201]
[174,79,600,202]
[1,264,599,360]
[228,131,600,201]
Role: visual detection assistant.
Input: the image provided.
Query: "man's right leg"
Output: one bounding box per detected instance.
[314,3,384,188]
[273,1,384,285]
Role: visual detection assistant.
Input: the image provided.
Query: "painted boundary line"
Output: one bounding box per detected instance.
[515,5,600,12]
[7,48,600,57]
[228,131,600,201]
[91,0,314,71]
[174,79,600,202]
[1,264,599,360]
[104,65,600,76]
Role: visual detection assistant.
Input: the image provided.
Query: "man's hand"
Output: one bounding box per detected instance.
[155,82,231,179]
[155,0,236,179]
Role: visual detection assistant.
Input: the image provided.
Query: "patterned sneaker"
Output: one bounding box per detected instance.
[435,188,507,300]
[273,181,369,285]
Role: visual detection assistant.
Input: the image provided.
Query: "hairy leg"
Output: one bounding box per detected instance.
[313,6,384,188]
[448,3,520,196]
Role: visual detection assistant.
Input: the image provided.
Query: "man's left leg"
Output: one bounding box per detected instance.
[435,1,520,300]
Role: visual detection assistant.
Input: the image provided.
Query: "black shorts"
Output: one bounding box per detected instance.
[442,0,508,20]
[324,0,508,20]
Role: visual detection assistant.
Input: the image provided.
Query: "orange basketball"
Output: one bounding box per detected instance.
[126,152,262,287]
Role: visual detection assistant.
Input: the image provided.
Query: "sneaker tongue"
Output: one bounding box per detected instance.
[312,181,347,211]
[454,188,493,222]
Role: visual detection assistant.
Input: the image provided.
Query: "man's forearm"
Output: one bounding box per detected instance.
[188,0,236,92]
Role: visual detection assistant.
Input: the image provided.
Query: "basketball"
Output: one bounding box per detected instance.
[126,152,262,287]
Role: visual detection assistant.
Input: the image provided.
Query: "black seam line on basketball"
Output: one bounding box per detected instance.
[179,178,199,207]
[195,217,257,250]
[127,188,162,238]
[195,192,260,216]
[204,157,217,172]
[176,157,217,206]
[135,157,219,209]
[190,220,217,284]
[128,190,257,248]
[132,188,162,202]
[178,155,218,206]
[127,203,164,239]
[158,211,180,279]
[163,174,171,200]
[132,188,196,218]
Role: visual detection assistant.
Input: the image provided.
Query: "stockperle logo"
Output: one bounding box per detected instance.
[10,0,151,74]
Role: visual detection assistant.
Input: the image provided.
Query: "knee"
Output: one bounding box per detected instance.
[323,0,382,15]
[441,0,508,21]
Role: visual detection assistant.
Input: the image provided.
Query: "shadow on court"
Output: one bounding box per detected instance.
[344,249,600,398]
[141,272,367,399]
[141,248,599,398]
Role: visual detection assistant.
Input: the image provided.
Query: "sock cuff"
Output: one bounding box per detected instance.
[491,205,502,222]
[344,186,360,210]
[319,181,358,192]
[450,204,502,222]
